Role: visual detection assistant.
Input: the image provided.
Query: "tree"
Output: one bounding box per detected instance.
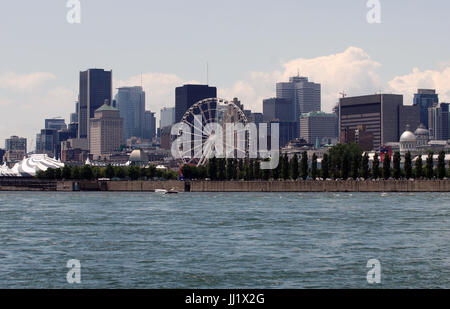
[404,152,412,179]
[321,153,329,179]
[238,159,244,179]
[291,154,299,180]
[372,153,380,179]
[361,153,369,180]
[300,151,308,180]
[208,157,218,180]
[311,153,318,180]
[115,166,127,179]
[71,166,81,179]
[426,152,434,179]
[232,159,239,180]
[393,151,401,179]
[248,160,255,180]
[217,158,226,180]
[437,151,446,179]
[254,160,261,180]
[351,152,360,180]
[415,155,423,179]
[226,159,234,180]
[128,166,141,180]
[383,154,391,180]
[105,165,115,179]
[44,168,55,179]
[54,168,62,180]
[282,154,290,180]
[81,165,93,180]
[62,165,72,179]
[341,150,350,180]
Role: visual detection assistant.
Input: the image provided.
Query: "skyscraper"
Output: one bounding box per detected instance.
[78,69,113,142]
[143,111,156,141]
[115,86,146,142]
[89,100,124,159]
[339,94,408,149]
[428,103,449,140]
[175,84,217,123]
[413,89,439,128]
[4,136,27,162]
[276,76,321,137]
[160,107,175,129]
[45,118,67,131]
[300,112,338,146]
[263,98,297,147]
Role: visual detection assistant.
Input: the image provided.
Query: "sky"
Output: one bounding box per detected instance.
[1,0,450,151]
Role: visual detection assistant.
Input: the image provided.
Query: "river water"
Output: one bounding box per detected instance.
[0,192,449,288]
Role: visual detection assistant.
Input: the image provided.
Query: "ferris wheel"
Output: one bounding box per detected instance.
[177,98,249,166]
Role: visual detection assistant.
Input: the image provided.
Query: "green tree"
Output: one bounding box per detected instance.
[105,165,115,179]
[62,165,72,179]
[115,166,127,179]
[351,152,361,180]
[383,154,391,180]
[232,159,239,180]
[128,166,141,180]
[372,153,380,179]
[437,151,446,179]
[71,166,81,179]
[208,157,218,180]
[54,168,62,180]
[218,158,226,180]
[311,153,318,180]
[415,155,423,179]
[321,153,329,179]
[426,152,434,179]
[341,150,350,180]
[254,160,261,180]
[393,151,401,179]
[404,152,412,179]
[300,151,308,180]
[290,154,299,180]
[81,165,93,180]
[226,159,234,180]
[361,153,369,180]
[282,154,290,180]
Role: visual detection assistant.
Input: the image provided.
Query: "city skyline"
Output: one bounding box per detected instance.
[2,1,450,149]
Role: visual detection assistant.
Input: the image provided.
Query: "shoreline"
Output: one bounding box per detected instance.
[1,179,450,192]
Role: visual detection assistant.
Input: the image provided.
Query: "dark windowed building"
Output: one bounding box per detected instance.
[78,69,112,142]
[413,89,439,129]
[175,84,217,123]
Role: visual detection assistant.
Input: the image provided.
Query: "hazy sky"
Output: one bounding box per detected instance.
[1,0,450,150]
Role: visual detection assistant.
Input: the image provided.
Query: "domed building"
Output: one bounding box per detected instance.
[414,124,430,147]
[399,125,417,155]
[128,149,149,166]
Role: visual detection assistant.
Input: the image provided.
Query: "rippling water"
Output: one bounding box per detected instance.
[0,191,449,288]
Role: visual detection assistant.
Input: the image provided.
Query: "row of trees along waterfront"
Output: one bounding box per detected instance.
[182,144,450,180]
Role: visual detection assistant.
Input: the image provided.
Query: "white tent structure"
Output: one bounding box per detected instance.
[0,154,64,177]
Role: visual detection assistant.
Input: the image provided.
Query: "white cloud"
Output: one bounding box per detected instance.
[388,67,450,105]
[0,72,56,91]
[219,47,383,113]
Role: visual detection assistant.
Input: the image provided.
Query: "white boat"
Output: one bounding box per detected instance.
[155,189,167,194]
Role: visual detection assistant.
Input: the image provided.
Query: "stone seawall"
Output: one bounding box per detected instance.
[2,179,450,192]
[188,180,450,192]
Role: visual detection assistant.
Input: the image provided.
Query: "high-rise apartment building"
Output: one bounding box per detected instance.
[175,84,217,123]
[115,86,146,142]
[89,100,124,159]
[143,111,156,141]
[428,103,449,140]
[78,69,112,142]
[413,89,439,129]
[4,136,27,162]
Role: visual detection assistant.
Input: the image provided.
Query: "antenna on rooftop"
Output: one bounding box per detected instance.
[339,91,347,98]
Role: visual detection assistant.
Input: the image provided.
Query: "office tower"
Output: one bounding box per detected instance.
[143,111,156,141]
[428,103,449,140]
[399,104,421,137]
[4,136,27,162]
[276,76,321,136]
[89,100,124,159]
[339,94,408,149]
[78,69,113,142]
[175,84,217,123]
[0,149,5,164]
[300,112,338,146]
[45,118,67,131]
[160,107,175,129]
[36,129,58,158]
[115,86,146,142]
[413,89,439,128]
[70,102,79,123]
[355,124,374,151]
[263,98,296,122]
[250,113,264,125]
